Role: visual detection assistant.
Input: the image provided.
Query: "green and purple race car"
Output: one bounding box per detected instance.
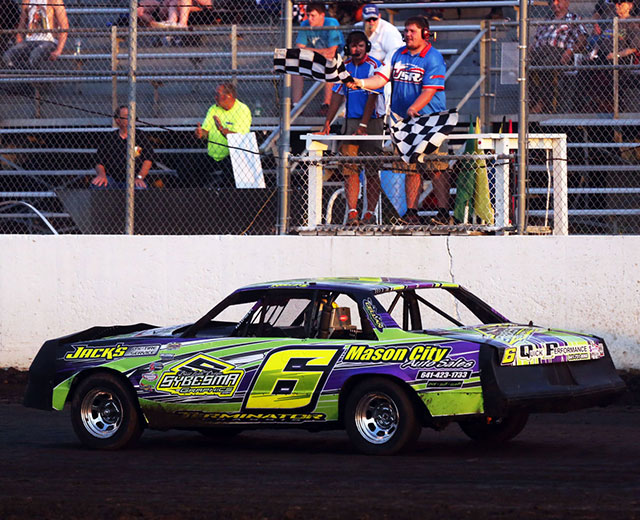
[24,277,626,454]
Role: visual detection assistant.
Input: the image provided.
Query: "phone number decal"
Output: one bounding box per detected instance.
[417,370,471,380]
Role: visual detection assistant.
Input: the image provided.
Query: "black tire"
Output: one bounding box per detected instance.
[458,412,529,443]
[344,377,421,455]
[71,372,143,450]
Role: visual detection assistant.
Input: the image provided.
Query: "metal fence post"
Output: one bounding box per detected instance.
[231,24,238,88]
[125,1,138,235]
[613,16,619,119]
[494,135,510,229]
[517,0,528,235]
[479,19,492,132]
[277,0,293,235]
[552,135,568,236]
[111,25,119,125]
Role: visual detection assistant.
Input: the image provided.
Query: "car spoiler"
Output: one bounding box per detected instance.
[23,323,156,411]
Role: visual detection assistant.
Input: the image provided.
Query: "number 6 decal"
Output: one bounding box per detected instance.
[244,347,341,412]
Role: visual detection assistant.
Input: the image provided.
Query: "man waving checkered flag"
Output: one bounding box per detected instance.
[390,109,459,164]
[273,48,354,84]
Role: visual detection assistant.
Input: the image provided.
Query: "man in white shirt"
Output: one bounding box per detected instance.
[355,4,403,119]
[355,4,403,63]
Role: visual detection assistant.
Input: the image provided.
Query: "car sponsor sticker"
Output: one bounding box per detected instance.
[156,354,244,397]
[64,344,160,361]
[362,298,385,331]
[174,411,326,423]
[501,341,606,366]
[343,344,452,364]
[475,325,536,345]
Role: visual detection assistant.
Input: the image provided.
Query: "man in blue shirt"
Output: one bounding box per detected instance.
[318,31,384,225]
[294,2,344,113]
[349,16,451,225]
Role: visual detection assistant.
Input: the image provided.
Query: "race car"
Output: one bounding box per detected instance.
[24,277,626,454]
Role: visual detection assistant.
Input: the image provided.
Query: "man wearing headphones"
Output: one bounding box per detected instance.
[318,31,384,225]
[348,16,450,225]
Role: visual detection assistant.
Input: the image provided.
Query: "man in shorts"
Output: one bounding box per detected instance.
[348,16,451,225]
[318,31,384,225]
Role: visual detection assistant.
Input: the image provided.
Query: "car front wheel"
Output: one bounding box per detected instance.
[345,377,421,455]
[458,412,529,443]
[71,373,143,450]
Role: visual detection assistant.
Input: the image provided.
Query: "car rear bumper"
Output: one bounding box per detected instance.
[480,345,627,415]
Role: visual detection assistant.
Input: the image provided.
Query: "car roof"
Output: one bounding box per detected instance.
[236,277,459,295]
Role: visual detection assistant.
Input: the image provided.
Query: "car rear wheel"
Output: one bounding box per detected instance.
[71,373,143,450]
[458,412,529,443]
[345,377,421,455]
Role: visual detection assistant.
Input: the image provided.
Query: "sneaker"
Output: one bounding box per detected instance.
[361,212,376,225]
[150,20,181,29]
[346,209,359,226]
[400,208,421,225]
[430,208,451,225]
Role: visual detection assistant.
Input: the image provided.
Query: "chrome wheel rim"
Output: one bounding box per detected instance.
[354,392,399,444]
[80,388,123,439]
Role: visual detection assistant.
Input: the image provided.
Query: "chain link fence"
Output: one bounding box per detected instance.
[523,12,640,235]
[1,1,639,235]
[289,132,570,236]
[0,0,281,234]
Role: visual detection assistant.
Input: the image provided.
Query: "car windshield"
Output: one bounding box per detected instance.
[374,287,505,332]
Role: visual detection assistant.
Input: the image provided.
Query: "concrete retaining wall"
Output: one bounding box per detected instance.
[1,235,638,369]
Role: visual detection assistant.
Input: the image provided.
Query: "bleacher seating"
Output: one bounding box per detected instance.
[3,0,639,234]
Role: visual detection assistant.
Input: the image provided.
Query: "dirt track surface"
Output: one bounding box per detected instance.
[1,370,639,519]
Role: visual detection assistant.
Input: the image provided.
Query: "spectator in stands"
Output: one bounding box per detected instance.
[195,82,252,187]
[3,0,68,70]
[585,0,640,112]
[293,2,345,115]
[329,2,360,25]
[354,4,403,62]
[292,4,307,25]
[424,1,445,22]
[529,0,587,113]
[138,0,212,28]
[0,0,21,56]
[317,31,384,226]
[92,105,154,189]
[354,5,403,121]
[348,16,451,225]
[592,0,617,37]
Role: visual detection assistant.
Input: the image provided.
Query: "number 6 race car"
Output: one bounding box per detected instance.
[24,278,626,455]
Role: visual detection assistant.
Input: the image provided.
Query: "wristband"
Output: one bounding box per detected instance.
[359,123,367,128]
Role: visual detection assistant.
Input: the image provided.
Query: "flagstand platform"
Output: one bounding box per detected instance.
[296,223,514,236]
[299,132,569,236]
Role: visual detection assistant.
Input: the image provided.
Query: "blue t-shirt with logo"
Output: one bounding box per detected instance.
[377,44,446,117]
[296,17,344,50]
[333,55,384,119]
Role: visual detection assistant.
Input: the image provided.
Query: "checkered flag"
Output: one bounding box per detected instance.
[391,109,459,164]
[273,48,354,83]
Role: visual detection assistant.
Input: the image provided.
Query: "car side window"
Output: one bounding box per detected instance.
[237,296,315,338]
[312,293,375,340]
[375,289,478,331]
